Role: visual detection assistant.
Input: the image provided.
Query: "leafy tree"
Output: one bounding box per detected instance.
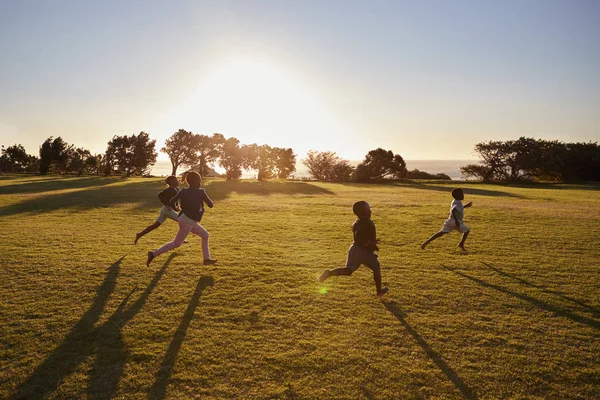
[463,137,600,182]
[39,139,52,175]
[460,164,494,181]
[39,137,73,175]
[302,150,354,181]
[162,129,197,176]
[193,133,226,177]
[84,154,103,175]
[68,148,92,176]
[274,147,297,179]
[243,144,277,180]
[354,148,406,182]
[0,144,38,173]
[104,132,157,176]
[329,160,355,181]
[218,137,245,180]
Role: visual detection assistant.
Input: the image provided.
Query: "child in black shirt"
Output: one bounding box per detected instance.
[134,176,180,244]
[319,201,388,296]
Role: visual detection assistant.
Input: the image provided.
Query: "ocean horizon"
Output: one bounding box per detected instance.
[150,159,476,180]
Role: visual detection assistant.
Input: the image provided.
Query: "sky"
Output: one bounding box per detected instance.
[1,0,599,161]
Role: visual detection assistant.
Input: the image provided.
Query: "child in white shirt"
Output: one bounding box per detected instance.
[421,188,472,252]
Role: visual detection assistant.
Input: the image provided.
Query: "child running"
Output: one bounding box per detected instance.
[134,175,180,244]
[421,188,473,252]
[319,201,388,296]
[146,171,217,266]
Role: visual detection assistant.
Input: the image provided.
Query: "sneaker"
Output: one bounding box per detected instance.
[203,259,217,265]
[377,287,389,297]
[319,270,330,283]
[146,251,154,267]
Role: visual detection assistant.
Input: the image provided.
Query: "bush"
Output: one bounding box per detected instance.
[406,169,451,180]
[302,150,354,181]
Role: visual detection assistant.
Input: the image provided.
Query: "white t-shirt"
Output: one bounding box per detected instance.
[448,199,464,223]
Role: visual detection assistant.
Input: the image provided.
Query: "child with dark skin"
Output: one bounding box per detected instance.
[421,188,473,252]
[319,201,388,296]
[134,175,181,244]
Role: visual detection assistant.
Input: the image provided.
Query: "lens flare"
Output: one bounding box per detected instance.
[319,287,328,295]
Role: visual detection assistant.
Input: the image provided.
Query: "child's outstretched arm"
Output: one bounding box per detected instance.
[465,201,473,208]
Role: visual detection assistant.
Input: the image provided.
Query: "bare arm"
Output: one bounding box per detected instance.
[464,202,473,208]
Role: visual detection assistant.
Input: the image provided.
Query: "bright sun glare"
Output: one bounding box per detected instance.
[160,57,350,155]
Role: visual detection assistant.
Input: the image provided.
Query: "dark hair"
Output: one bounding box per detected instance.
[451,188,463,199]
[186,171,202,188]
[165,175,178,186]
[353,200,368,217]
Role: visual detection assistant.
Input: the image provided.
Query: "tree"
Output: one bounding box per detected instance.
[460,164,493,181]
[193,133,226,177]
[68,148,92,176]
[243,144,277,180]
[329,160,355,181]
[354,148,406,182]
[462,137,600,182]
[162,129,197,176]
[302,150,354,181]
[104,132,157,176]
[0,144,37,173]
[274,147,297,179]
[85,154,103,175]
[218,137,244,180]
[39,137,73,175]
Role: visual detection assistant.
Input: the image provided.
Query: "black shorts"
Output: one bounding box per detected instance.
[345,244,380,272]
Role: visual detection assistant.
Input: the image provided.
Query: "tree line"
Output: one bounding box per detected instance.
[0,130,297,180]
[0,131,453,181]
[460,137,600,182]
[162,130,297,180]
[9,133,598,182]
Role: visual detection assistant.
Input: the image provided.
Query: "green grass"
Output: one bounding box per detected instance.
[0,175,599,399]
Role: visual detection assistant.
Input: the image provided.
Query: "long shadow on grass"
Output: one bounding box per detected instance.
[442,265,600,330]
[204,180,334,201]
[0,176,120,195]
[383,302,478,400]
[334,180,524,198]
[0,179,333,217]
[482,262,600,317]
[13,254,175,400]
[0,180,162,217]
[499,182,600,192]
[148,275,214,400]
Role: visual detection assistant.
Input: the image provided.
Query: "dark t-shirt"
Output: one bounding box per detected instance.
[170,187,214,222]
[158,186,179,207]
[352,217,377,251]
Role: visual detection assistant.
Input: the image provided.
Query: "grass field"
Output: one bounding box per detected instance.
[0,175,599,399]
